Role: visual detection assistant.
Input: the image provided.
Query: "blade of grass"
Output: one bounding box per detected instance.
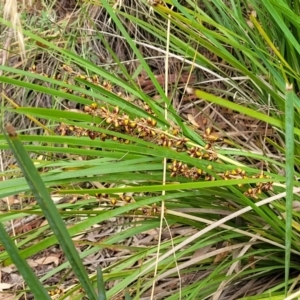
[262,0,300,56]
[97,267,107,300]
[188,87,300,138]
[3,123,98,300]
[0,222,51,299]
[284,83,295,295]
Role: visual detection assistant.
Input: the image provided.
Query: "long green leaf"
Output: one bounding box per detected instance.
[284,83,295,295]
[3,124,98,299]
[0,223,50,299]
[97,267,107,300]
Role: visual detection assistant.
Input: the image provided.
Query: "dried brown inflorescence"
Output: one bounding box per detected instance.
[33,64,273,199]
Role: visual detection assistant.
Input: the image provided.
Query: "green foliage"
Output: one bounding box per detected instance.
[3,125,98,298]
[0,0,300,298]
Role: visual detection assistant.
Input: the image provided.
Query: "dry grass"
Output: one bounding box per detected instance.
[2,0,27,59]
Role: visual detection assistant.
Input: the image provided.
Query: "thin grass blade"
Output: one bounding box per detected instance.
[97,267,107,300]
[284,83,295,295]
[3,124,98,300]
[0,222,50,299]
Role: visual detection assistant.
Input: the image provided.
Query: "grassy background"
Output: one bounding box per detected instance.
[0,0,300,299]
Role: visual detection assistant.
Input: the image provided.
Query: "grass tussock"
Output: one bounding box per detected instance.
[0,0,300,299]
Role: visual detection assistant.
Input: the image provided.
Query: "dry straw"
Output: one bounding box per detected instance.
[3,0,29,59]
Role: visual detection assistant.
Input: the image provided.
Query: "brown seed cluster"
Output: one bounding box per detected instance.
[244,171,273,199]
[168,160,215,181]
[168,162,273,198]
[48,287,63,297]
[187,145,218,161]
[81,103,160,143]
[29,63,115,98]
[96,193,133,206]
[96,193,159,215]
[57,102,221,165]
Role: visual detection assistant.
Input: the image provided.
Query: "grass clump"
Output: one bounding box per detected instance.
[0,0,300,299]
